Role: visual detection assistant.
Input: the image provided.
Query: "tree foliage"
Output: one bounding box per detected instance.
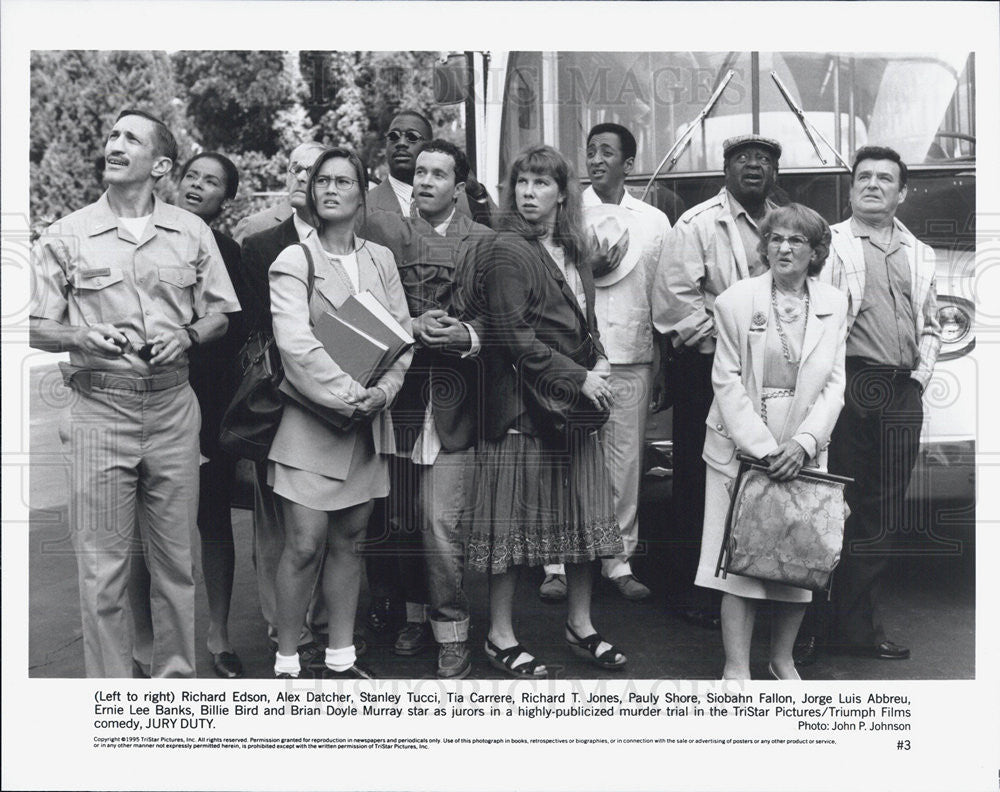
[171,50,302,156]
[30,50,466,229]
[29,50,189,225]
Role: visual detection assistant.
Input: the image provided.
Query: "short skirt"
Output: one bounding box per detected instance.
[465,430,622,574]
[268,425,388,512]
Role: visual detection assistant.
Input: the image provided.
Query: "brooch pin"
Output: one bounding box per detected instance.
[751,310,767,331]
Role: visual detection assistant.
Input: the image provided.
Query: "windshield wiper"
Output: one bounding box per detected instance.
[640,69,735,201]
[770,71,850,170]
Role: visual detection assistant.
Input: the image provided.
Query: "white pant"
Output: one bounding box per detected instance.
[547,363,652,580]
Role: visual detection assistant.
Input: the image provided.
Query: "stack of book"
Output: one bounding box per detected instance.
[283,290,414,428]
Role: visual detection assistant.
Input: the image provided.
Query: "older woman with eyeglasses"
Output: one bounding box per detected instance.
[693,203,848,680]
[267,147,412,679]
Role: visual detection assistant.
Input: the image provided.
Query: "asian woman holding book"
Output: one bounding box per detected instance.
[267,147,413,679]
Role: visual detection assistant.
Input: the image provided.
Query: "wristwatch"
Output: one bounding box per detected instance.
[184,325,200,347]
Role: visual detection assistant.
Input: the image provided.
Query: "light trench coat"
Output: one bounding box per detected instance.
[267,233,413,481]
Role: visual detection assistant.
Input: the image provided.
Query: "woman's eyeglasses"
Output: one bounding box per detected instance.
[314,175,359,191]
[767,233,809,250]
[385,129,424,144]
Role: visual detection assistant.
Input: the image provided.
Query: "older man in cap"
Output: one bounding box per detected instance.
[652,133,782,628]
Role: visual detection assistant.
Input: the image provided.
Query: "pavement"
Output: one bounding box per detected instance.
[26,365,975,681]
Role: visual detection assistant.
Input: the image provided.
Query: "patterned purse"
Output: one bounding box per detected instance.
[715,455,853,591]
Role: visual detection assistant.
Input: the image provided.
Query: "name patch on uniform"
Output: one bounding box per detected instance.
[81,268,111,279]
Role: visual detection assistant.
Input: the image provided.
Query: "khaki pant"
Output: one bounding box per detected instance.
[62,380,200,678]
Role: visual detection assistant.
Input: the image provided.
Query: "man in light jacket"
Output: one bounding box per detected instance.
[651,134,782,628]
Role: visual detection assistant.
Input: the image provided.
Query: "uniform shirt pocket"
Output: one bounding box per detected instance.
[157,266,198,289]
[70,266,126,324]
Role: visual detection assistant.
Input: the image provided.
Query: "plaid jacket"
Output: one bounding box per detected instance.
[820,217,941,389]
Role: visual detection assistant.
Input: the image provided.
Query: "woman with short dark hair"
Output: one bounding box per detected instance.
[176,152,248,678]
[695,203,846,680]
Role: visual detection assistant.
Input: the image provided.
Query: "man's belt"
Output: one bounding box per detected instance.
[844,358,914,378]
[59,363,189,394]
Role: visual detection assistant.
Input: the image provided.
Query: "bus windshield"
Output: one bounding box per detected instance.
[499,51,975,178]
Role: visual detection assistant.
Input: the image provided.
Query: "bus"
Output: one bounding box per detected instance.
[438,50,976,545]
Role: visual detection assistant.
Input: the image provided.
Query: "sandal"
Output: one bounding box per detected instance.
[565,623,627,670]
[484,638,547,679]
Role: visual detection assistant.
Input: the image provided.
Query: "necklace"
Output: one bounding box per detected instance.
[771,282,808,363]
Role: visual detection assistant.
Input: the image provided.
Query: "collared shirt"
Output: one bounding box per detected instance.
[846,217,919,368]
[726,190,769,277]
[433,208,456,236]
[541,238,586,313]
[387,174,413,215]
[583,185,671,364]
[31,192,240,374]
[292,211,315,242]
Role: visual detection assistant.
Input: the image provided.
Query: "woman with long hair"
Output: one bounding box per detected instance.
[466,144,627,677]
[267,147,412,679]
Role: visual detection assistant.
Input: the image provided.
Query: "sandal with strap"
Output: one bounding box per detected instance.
[565,623,627,670]
[484,638,547,679]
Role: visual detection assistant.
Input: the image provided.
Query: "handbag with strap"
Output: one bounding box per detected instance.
[218,242,315,461]
[715,454,853,592]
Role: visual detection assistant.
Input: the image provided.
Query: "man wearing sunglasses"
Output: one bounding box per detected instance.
[369,110,493,225]
[652,134,783,632]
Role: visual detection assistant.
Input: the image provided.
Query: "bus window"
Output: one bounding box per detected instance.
[498,51,975,180]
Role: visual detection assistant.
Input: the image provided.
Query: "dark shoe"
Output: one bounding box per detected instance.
[297,641,327,674]
[793,635,821,667]
[609,574,651,601]
[437,641,472,680]
[132,659,151,679]
[322,663,376,680]
[299,638,368,674]
[211,651,244,679]
[565,623,627,670]
[275,671,297,679]
[849,640,911,660]
[367,596,400,633]
[680,607,721,630]
[394,621,432,656]
[538,573,567,601]
[484,638,547,679]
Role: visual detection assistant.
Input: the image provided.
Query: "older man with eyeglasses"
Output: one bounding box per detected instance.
[238,139,332,668]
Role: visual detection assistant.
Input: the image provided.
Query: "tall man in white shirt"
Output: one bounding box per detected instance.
[541,123,671,602]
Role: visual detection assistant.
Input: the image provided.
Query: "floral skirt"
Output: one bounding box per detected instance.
[465,430,622,574]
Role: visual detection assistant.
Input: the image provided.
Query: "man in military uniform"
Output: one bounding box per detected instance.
[30,110,240,677]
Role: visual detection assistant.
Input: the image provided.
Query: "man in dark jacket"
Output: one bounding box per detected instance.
[364,139,495,678]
